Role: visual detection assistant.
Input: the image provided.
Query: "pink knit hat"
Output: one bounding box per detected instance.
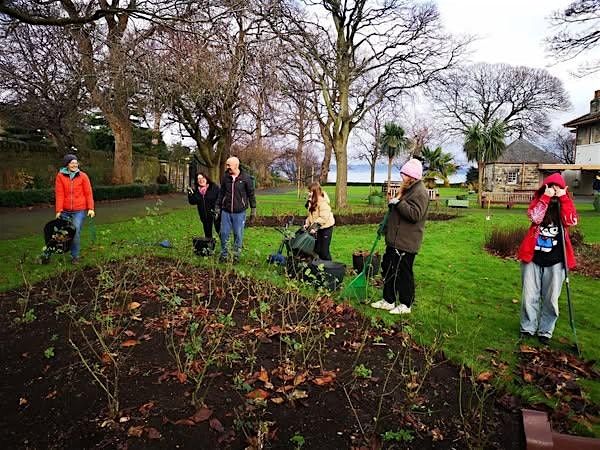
[400,158,423,180]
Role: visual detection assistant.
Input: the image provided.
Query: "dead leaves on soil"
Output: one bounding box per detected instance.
[127,425,161,439]
[518,344,600,432]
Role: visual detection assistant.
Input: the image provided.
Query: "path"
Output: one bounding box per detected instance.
[0,186,295,240]
[0,194,189,240]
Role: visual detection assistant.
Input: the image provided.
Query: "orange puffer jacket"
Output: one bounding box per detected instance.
[55,170,94,213]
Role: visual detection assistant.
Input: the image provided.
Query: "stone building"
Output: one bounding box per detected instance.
[556,89,600,195]
[483,139,560,192]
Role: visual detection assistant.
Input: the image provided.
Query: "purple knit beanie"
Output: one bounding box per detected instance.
[63,154,77,166]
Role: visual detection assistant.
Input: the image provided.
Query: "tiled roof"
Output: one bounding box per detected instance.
[494,138,561,164]
[563,111,600,127]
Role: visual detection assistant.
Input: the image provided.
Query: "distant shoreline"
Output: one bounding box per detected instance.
[328,163,468,184]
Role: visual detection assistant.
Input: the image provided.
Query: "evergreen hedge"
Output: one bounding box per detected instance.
[0,184,175,207]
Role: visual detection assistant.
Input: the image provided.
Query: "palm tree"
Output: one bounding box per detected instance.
[463,120,506,205]
[421,146,457,187]
[380,122,409,187]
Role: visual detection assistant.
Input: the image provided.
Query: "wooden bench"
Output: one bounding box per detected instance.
[481,191,534,208]
[382,182,439,201]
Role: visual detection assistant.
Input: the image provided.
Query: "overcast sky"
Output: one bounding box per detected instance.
[437,0,598,125]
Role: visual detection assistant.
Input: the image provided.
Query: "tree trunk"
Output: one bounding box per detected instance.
[319,143,333,184]
[370,162,376,185]
[387,157,393,187]
[109,116,134,184]
[478,159,485,206]
[334,145,348,209]
[152,109,161,147]
[333,128,350,208]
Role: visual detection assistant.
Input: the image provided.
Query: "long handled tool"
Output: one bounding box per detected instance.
[557,201,581,357]
[341,211,389,302]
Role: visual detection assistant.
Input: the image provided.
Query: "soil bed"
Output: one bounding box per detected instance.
[1,257,532,449]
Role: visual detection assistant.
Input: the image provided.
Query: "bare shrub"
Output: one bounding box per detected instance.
[484,226,528,258]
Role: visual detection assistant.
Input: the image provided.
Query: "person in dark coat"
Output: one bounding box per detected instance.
[371,158,429,315]
[593,174,600,195]
[215,157,256,263]
[188,172,220,239]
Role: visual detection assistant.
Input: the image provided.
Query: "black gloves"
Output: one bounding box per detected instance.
[247,208,257,225]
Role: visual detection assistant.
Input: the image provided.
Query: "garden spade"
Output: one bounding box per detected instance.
[557,201,581,357]
[341,211,389,302]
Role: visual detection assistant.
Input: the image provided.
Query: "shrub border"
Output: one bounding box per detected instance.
[0,184,175,207]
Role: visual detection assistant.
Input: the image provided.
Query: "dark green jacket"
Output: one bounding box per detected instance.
[385,180,429,253]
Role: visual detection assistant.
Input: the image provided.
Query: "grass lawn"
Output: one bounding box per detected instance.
[1,186,599,434]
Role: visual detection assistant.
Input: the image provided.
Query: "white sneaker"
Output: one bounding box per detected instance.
[370,300,395,311]
[389,304,411,315]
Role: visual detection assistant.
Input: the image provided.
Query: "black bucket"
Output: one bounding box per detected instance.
[307,259,346,291]
[192,237,216,256]
[352,252,381,277]
[43,219,76,254]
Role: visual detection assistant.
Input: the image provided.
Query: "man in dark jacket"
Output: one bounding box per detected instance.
[215,157,256,263]
[593,174,600,195]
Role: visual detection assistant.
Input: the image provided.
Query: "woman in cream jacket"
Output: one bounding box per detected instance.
[304,182,335,260]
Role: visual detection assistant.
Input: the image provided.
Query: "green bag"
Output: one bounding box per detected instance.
[290,229,316,256]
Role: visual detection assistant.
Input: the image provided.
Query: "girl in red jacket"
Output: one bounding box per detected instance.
[54,154,95,264]
[517,173,577,344]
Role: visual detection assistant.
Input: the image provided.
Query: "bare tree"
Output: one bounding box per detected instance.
[352,100,398,185]
[274,145,320,185]
[54,1,180,184]
[547,0,600,76]
[270,0,467,208]
[153,2,272,182]
[0,0,194,27]
[2,1,197,183]
[430,63,571,138]
[0,23,85,151]
[541,128,576,164]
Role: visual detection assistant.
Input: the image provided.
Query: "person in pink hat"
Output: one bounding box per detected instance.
[517,172,578,345]
[371,158,429,315]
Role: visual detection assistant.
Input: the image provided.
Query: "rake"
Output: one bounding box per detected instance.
[557,201,581,357]
[340,211,389,302]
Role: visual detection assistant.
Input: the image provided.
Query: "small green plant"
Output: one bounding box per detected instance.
[382,429,414,443]
[289,432,305,449]
[368,185,384,197]
[218,313,236,327]
[353,363,372,379]
[15,308,36,325]
[233,372,252,393]
[44,346,55,359]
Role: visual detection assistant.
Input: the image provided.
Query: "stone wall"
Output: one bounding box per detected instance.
[484,163,541,192]
[0,141,160,189]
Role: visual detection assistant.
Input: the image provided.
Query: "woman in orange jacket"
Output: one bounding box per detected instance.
[54,154,95,264]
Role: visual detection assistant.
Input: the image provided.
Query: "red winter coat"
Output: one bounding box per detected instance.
[517,173,577,269]
[55,170,94,213]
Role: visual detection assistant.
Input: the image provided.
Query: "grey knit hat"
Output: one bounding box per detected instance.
[63,154,77,166]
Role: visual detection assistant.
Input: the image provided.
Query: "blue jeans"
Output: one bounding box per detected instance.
[219,211,246,257]
[60,210,86,258]
[520,262,565,338]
